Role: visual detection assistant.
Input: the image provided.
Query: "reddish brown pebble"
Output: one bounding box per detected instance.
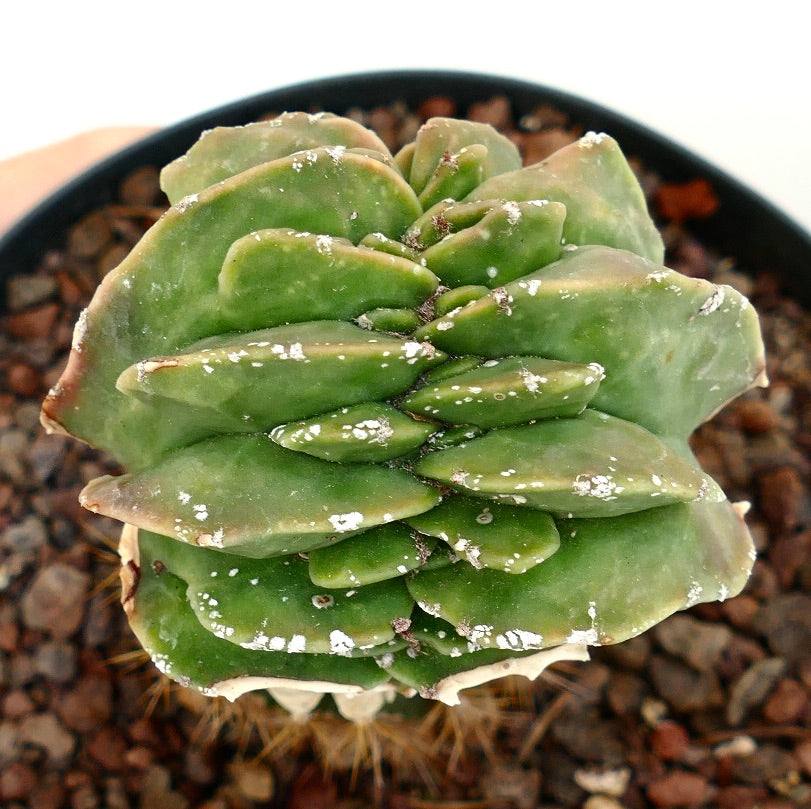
[119,166,161,206]
[67,211,112,259]
[647,770,710,807]
[655,178,719,223]
[763,678,808,723]
[467,95,512,129]
[721,595,760,631]
[716,784,770,809]
[0,761,37,801]
[758,466,807,534]
[3,689,36,719]
[87,726,128,771]
[3,302,60,339]
[518,129,579,164]
[6,362,40,397]
[418,96,457,119]
[125,745,154,771]
[735,399,781,432]
[650,721,691,761]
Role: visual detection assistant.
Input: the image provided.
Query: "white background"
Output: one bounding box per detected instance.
[3,1,809,233]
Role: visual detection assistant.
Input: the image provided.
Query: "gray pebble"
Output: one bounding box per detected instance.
[26,433,69,483]
[0,430,29,484]
[20,563,90,638]
[654,614,732,672]
[6,275,58,312]
[34,639,78,683]
[727,657,786,725]
[1,515,47,554]
[18,712,76,766]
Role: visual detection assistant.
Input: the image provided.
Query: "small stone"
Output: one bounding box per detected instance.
[119,166,161,206]
[753,594,811,663]
[646,770,710,807]
[29,776,67,809]
[20,563,90,638]
[735,398,781,432]
[716,785,770,809]
[757,466,809,534]
[583,798,630,809]
[125,746,154,771]
[0,721,21,767]
[56,674,113,732]
[6,362,40,396]
[0,761,37,801]
[763,678,808,723]
[138,766,188,809]
[184,747,218,785]
[87,726,128,771]
[573,766,631,797]
[481,762,541,809]
[726,744,800,784]
[228,760,274,803]
[3,302,60,339]
[2,689,36,719]
[103,778,129,809]
[70,783,99,809]
[68,212,112,259]
[650,655,725,714]
[18,712,75,766]
[417,96,457,120]
[467,95,512,129]
[654,614,732,672]
[650,720,691,761]
[1,515,47,554]
[26,433,69,483]
[727,657,786,725]
[6,275,58,312]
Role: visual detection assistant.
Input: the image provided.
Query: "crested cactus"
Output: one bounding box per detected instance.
[41,112,766,720]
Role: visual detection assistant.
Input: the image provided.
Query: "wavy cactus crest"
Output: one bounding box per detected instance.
[42,111,766,719]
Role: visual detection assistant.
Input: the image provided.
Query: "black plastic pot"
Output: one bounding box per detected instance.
[2,70,810,308]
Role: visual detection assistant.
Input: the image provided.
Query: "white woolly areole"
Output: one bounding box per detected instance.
[430,642,590,706]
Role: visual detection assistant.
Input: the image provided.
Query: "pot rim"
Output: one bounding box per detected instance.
[2,69,809,306]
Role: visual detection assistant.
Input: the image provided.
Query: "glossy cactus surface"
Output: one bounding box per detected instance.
[42,112,766,712]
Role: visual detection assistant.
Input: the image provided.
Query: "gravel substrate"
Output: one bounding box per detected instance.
[1,96,809,808]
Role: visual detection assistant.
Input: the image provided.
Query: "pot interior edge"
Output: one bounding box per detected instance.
[1,70,809,308]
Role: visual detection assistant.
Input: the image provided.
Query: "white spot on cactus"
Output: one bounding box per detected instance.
[202,364,214,374]
[572,474,620,500]
[496,629,544,651]
[699,287,725,316]
[651,474,663,486]
[193,504,209,521]
[178,491,191,504]
[502,201,522,225]
[315,235,334,254]
[521,369,547,392]
[686,580,704,606]
[328,512,364,533]
[228,568,239,577]
[646,270,671,283]
[287,635,306,653]
[587,362,606,381]
[417,600,442,617]
[325,144,346,164]
[329,630,355,657]
[72,309,88,352]
[486,266,499,279]
[718,584,730,602]
[175,193,198,212]
[376,652,395,669]
[396,565,409,574]
[250,578,258,585]
[578,131,607,149]
[311,594,334,609]
[436,320,455,331]
[356,313,373,330]
[475,509,493,525]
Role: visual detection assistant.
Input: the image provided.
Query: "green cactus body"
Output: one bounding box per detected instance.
[43,113,765,717]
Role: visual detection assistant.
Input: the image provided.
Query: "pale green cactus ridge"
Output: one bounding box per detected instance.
[160,112,395,204]
[407,117,522,195]
[413,410,720,518]
[421,356,483,384]
[80,435,441,558]
[356,308,423,334]
[393,141,415,178]
[145,528,413,656]
[405,199,501,249]
[417,144,487,209]
[406,497,560,575]
[407,499,755,652]
[131,530,393,692]
[422,199,566,288]
[218,228,439,330]
[466,132,665,264]
[401,356,602,429]
[308,523,437,588]
[358,232,422,262]
[116,321,446,434]
[434,286,490,317]
[424,424,485,452]
[416,245,766,439]
[269,402,438,463]
[410,612,470,656]
[44,149,423,470]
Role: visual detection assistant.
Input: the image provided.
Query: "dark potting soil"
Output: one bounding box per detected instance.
[1,95,809,809]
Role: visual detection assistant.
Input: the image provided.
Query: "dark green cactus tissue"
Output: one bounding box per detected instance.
[42,113,766,718]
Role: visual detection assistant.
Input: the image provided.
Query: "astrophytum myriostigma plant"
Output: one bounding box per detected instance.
[42,112,766,721]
